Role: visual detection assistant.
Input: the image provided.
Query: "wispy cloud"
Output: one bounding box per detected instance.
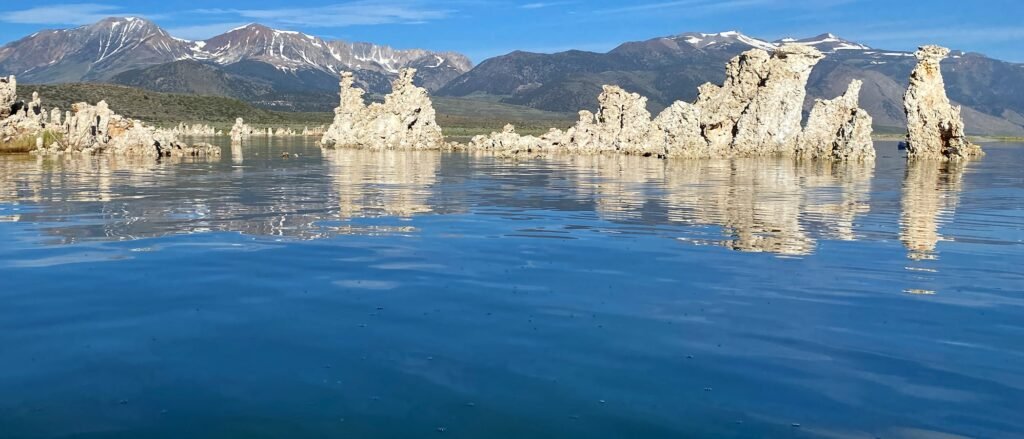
[193,1,454,28]
[0,3,143,25]
[596,0,766,14]
[596,0,854,15]
[520,1,577,9]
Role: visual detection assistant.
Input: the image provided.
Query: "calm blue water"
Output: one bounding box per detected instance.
[1,139,1022,438]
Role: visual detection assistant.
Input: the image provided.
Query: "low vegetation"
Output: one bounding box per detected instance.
[0,130,62,154]
[20,83,334,131]
[18,83,577,140]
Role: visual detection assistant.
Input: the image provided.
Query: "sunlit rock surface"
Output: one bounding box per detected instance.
[320,68,444,150]
[904,45,983,160]
[230,118,253,142]
[725,44,824,154]
[0,76,16,119]
[465,44,873,160]
[798,80,875,160]
[2,75,219,158]
[171,123,218,137]
[36,100,220,157]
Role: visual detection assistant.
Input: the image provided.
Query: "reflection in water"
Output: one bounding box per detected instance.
[0,153,219,204]
[3,142,1021,439]
[0,141,984,259]
[900,159,967,261]
[563,155,874,255]
[0,144,450,244]
[231,141,244,164]
[323,149,441,219]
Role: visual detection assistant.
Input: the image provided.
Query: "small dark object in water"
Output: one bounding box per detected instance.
[897,141,908,150]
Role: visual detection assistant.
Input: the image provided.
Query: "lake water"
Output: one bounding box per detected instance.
[1,138,1021,438]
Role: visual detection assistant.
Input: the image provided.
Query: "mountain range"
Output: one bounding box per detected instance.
[438,31,1024,135]
[2,19,1023,135]
[0,17,471,111]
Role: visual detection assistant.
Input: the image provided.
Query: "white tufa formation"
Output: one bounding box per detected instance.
[3,75,219,157]
[35,100,220,157]
[798,80,875,160]
[320,68,444,150]
[903,45,983,160]
[230,118,253,142]
[0,76,16,119]
[170,123,218,136]
[470,44,873,160]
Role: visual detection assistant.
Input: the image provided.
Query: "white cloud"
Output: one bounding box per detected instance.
[520,1,577,9]
[193,1,454,28]
[0,3,128,25]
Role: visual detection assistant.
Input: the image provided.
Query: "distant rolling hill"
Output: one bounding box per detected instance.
[438,32,1024,136]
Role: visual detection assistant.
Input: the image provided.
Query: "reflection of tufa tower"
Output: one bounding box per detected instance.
[900,159,966,261]
[558,155,875,256]
[323,149,440,219]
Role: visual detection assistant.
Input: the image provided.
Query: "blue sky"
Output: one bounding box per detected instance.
[1,1,1022,63]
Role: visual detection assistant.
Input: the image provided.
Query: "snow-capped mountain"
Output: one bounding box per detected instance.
[673,31,777,51]
[0,17,472,90]
[775,33,872,53]
[0,17,191,83]
[194,24,470,77]
[671,31,871,54]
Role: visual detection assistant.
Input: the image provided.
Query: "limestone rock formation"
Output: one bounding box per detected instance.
[1,76,50,149]
[469,124,549,157]
[318,45,874,161]
[654,101,710,158]
[320,68,444,150]
[564,86,661,155]
[35,100,220,157]
[1,76,16,119]
[467,44,871,160]
[798,80,875,160]
[171,123,217,137]
[682,44,826,156]
[301,126,327,137]
[904,45,983,160]
[230,118,252,142]
[275,127,297,137]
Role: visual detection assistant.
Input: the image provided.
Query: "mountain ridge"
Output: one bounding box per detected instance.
[0,17,472,93]
[438,30,1024,135]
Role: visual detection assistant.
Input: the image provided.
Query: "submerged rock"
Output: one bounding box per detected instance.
[903,45,983,160]
[798,80,875,160]
[321,68,444,150]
